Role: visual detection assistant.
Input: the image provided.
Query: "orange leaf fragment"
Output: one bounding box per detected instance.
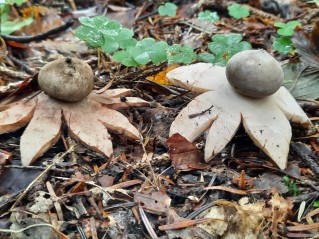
[147,64,178,85]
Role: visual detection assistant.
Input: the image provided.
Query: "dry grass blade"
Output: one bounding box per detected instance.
[138,203,159,239]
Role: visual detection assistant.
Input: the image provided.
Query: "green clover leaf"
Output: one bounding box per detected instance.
[198,10,219,23]
[228,3,250,19]
[167,44,197,64]
[158,2,177,17]
[75,25,104,48]
[203,33,251,66]
[198,53,215,63]
[76,16,137,53]
[112,50,139,67]
[131,38,169,64]
[274,21,301,36]
[272,36,294,54]
[118,28,137,49]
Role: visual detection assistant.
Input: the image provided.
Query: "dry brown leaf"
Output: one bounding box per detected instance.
[167,133,210,171]
[134,190,171,214]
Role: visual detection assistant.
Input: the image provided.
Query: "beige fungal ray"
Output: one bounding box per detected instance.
[0,99,37,134]
[166,63,227,93]
[169,91,219,142]
[90,88,133,98]
[98,107,140,140]
[271,87,311,126]
[63,99,113,157]
[91,96,150,110]
[20,93,62,166]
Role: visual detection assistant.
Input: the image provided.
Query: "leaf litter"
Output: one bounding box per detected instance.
[0,0,318,239]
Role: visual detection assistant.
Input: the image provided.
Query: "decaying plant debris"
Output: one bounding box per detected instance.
[0,0,319,239]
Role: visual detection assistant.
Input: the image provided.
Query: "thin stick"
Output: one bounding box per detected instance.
[188,105,214,119]
[8,146,75,212]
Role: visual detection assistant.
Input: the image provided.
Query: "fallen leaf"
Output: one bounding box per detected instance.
[147,64,177,85]
[282,62,319,100]
[134,190,171,214]
[167,133,210,171]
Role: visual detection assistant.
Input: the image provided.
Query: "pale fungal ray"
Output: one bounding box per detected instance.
[20,94,62,166]
[0,99,37,134]
[63,99,113,158]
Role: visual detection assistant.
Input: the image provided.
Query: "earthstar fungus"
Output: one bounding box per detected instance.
[167,50,311,170]
[0,58,149,166]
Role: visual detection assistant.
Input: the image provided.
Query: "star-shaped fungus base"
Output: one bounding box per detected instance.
[167,63,312,170]
[0,89,149,166]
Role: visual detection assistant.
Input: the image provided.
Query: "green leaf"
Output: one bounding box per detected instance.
[227,3,250,19]
[211,34,227,43]
[102,36,119,53]
[102,21,122,36]
[75,26,103,48]
[205,33,251,66]
[225,33,243,46]
[128,38,168,64]
[78,17,96,28]
[129,46,151,65]
[118,28,137,48]
[274,21,301,36]
[273,22,286,29]
[112,50,139,67]
[158,2,177,17]
[282,62,319,100]
[92,16,110,29]
[208,42,227,55]
[167,44,197,64]
[313,201,319,208]
[230,41,252,55]
[1,16,33,35]
[148,41,169,64]
[5,0,27,5]
[272,36,294,54]
[198,53,215,63]
[198,10,219,23]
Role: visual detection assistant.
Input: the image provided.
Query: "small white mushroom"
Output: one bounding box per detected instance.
[226,49,284,98]
[38,57,94,102]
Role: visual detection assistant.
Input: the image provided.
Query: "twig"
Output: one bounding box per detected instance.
[0,65,30,79]
[158,218,212,231]
[1,20,74,43]
[8,55,37,75]
[188,105,214,119]
[7,146,75,213]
